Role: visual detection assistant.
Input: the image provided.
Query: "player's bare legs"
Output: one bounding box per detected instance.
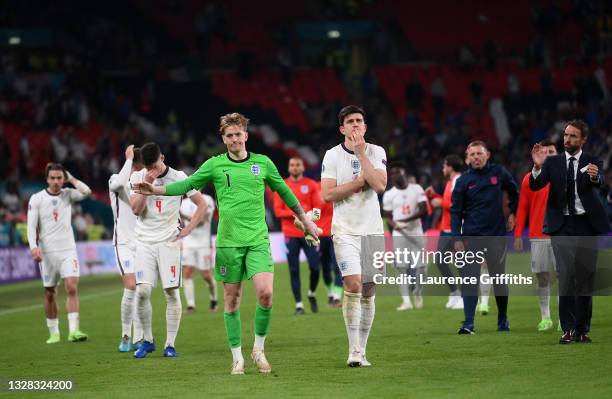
[201,269,218,311]
[64,277,80,313]
[44,287,59,319]
[63,277,87,341]
[224,282,245,374]
[251,272,273,373]
[44,286,60,343]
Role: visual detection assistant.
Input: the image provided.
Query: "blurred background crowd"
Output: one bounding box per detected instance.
[1,0,612,246]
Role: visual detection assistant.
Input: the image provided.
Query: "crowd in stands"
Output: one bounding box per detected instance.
[1,0,612,247]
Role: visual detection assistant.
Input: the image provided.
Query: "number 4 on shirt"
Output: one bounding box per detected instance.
[155,199,162,213]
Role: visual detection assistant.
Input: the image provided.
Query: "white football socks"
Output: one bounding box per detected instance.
[67,312,79,333]
[254,335,266,352]
[231,347,244,363]
[537,284,551,319]
[136,284,153,342]
[183,278,195,308]
[121,288,135,338]
[359,296,375,356]
[208,278,218,301]
[47,318,59,335]
[342,291,362,353]
[164,288,182,348]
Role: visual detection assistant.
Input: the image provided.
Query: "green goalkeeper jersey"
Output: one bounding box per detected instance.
[165,152,298,247]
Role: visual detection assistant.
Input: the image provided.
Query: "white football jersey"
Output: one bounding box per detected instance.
[321,143,386,235]
[27,189,87,252]
[180,194,215,249]
[382,184,426,236]
[129,166,197,244]
[109,166,138,247]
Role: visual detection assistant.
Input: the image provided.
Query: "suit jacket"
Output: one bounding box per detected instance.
[529,152,610,235]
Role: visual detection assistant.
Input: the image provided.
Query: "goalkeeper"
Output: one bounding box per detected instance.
[134,113,320,375]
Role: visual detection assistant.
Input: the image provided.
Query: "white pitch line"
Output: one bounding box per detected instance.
[0,288,122,316]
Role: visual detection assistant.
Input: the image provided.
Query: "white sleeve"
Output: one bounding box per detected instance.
[180,199,195,219]
[206,195,216,213]
[372,145,387,171]
[321,150,337,180]
[180,171,199,198]
[417,185,427,203]
[108,160,133,192]
[382,191,393,212]
[26,195,40,250]
[129,170,144,187]
[69,180,92,202]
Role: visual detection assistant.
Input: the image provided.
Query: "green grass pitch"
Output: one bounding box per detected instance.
[1,252,612,398]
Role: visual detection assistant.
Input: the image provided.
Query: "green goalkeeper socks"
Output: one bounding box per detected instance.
[254,303,272,337]
[224,311,242,349]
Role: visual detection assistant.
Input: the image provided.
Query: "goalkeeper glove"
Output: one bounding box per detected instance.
[294,208,322,246]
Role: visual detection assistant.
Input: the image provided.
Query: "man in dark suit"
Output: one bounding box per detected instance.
[529,119,611,344]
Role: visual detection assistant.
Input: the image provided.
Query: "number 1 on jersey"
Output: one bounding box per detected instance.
[155,199,162,213]
[225,173,231,187]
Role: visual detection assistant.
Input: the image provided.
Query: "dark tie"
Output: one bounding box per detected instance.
[567,156,576,215]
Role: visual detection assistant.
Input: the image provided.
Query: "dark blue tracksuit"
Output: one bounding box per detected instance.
[451,163,518,328]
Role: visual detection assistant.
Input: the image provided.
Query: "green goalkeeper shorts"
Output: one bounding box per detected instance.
[215,242,274,283]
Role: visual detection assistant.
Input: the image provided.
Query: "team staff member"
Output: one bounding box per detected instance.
[273,156,322,314]
[530,120,610,344]
[427,154,464,310]
[451,141,518,334]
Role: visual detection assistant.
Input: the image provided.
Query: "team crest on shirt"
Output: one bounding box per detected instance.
[351,160,360,171]
[490,176,498,185]
[339,261,348,272]
[52,199,58,206]
[220,265,227,276]
[301,185,309,193]
[251,164,261,176]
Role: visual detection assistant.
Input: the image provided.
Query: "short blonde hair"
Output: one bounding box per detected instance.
[219,112,249,135]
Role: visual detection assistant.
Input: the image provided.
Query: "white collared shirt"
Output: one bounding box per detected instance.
[531,150,587,215]
[563,150,585,215]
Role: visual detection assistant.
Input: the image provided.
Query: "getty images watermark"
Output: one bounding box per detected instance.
[371,247,534,286]
[358,235,612,296]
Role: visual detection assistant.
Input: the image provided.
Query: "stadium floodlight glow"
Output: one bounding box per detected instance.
[8,36,21,45]
[327,30,341,39]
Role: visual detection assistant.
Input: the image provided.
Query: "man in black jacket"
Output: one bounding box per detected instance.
[451,141,519,334]
[530,119,610,344]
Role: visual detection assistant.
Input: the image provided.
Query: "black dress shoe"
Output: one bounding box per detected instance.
[574,333,592,343]
[559,330,574,344]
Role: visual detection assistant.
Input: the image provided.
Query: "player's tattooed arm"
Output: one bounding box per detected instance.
[290,203,320,239]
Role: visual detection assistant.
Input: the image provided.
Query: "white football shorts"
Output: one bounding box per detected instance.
[135,241,182,289]
[40,249,80,287]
